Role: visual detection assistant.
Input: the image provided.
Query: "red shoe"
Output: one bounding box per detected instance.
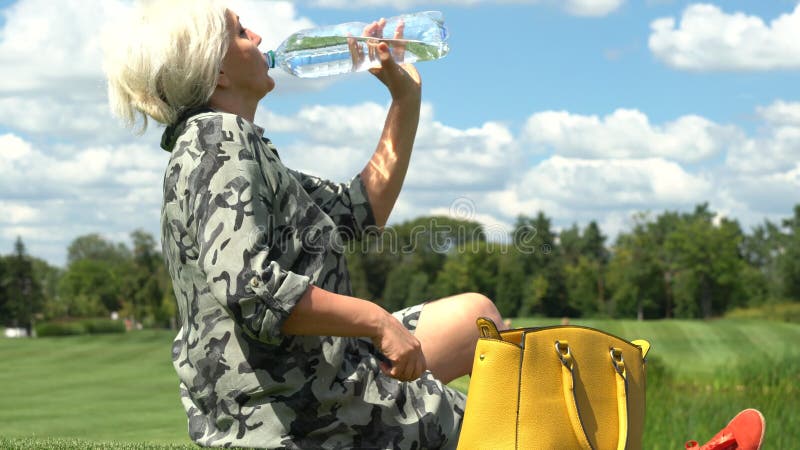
[685,409,765,450]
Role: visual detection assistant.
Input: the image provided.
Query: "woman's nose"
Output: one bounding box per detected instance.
[247,29,262,46]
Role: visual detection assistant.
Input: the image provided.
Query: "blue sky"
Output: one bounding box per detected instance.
[1,0,799,266]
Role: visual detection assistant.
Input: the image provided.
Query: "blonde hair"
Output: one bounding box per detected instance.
[103,0,229,132]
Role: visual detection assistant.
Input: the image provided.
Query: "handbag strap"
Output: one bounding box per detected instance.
[477,317,502,339]
[610,348,629,450]
[556,341,629,450]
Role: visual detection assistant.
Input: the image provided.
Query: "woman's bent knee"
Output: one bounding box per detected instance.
[458,293,504,328]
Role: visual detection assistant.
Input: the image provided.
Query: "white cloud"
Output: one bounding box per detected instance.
[649,3,800,71]
[756,100,800,127]
[0,202,41,224]
[263,102,519,190]
[0,97,127,144]
[302,0,624,17]
[498,156,713,212]
[725,101,800,174]
[410,113,517,190]
[521,108,737,162]
[2,96,799,264]
[262,102,387,142]
[0,133,164,192]
[563,0,624,17]
[0,0,317,96]
[0,0,128,96]
[4,0,795,268]
[428,204,514,241]
[0,132,168,263]
[0,0,326,141]
[714,163,800,228]
[736,166,800,206]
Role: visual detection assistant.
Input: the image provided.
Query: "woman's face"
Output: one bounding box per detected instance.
[219,10,274,100]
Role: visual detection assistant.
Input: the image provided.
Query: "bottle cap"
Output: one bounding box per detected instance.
[265,51,275,69]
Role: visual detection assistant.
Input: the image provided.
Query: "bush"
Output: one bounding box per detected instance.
[35,321,87,337]
[725,301,800,323]
[35,318,126,337]
[83,318,126,334]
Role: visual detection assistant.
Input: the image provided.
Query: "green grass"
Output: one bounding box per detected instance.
[0,436,196,449]
[1,319,799,449]
[0,331,188,446]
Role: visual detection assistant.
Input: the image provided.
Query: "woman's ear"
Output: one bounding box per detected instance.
[216,70,230,88]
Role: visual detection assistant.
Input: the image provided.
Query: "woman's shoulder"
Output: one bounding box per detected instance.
[189,111,262,144]
[163,110,264,153]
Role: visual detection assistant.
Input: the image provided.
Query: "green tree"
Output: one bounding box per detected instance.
[646,212,681,318]
[1,237,45,333]
[665,205,746,318]
[561,221,609,316]
[405,272,431,308]
[741,219,785,305]
[559,224,582,267]
[348,216,484,303]
[564,256,604,316]
[67,233,130,266]
[778,205,800,300]
[0,256,7,322]
[607,219,663,320]
[59,233,130,318]
[432,240,500,301]
[382,261,416,312]
[495,251,525,317]
[156,263,177,329]
[519,273,549,317]
[513,213,567,316]
[352,231,402,301]
[128,230,167,326]
[343,250,371,300]
[58,258,120,316]
[31,257,65,320]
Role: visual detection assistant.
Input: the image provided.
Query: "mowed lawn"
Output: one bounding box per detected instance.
[0,331,188,445]
[1,319,799,449]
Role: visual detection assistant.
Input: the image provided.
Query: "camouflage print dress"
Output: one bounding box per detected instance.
[159,110,466,449]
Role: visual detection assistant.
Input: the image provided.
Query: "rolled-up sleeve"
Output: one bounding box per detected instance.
[287,169,377,242]
[193,119,310,345]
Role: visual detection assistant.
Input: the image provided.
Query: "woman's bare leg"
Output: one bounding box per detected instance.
[414,293,505,384]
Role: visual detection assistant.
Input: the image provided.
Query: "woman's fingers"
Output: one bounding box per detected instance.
[347,34,363,69]
[363,19,385,63]
[376,18,386,37]
[393,20,406,63]
[359,18,410,73]
[372,313,426,382]
[393,358,419,381]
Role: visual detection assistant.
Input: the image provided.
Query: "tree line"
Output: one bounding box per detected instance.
[0,231,175,333]
[1,203,799,331]
[346,203,800,319]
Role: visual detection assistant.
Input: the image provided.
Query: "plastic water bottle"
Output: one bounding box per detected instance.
[265,11,449,78]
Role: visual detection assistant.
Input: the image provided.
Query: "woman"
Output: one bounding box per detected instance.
[104,1,504,448]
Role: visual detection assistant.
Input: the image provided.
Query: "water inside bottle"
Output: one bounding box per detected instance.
[279,36,449,78]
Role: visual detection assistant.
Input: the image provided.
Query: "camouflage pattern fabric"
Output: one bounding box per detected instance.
[160,110,466,449]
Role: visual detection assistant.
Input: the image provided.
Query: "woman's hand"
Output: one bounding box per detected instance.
[370,40,421,103]
[372,312,427,381]
[348,18,420,102]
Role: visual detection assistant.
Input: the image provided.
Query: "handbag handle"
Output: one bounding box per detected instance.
[556,341,629,450]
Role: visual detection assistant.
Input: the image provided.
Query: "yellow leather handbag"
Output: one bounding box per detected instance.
[457,318,651,450]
